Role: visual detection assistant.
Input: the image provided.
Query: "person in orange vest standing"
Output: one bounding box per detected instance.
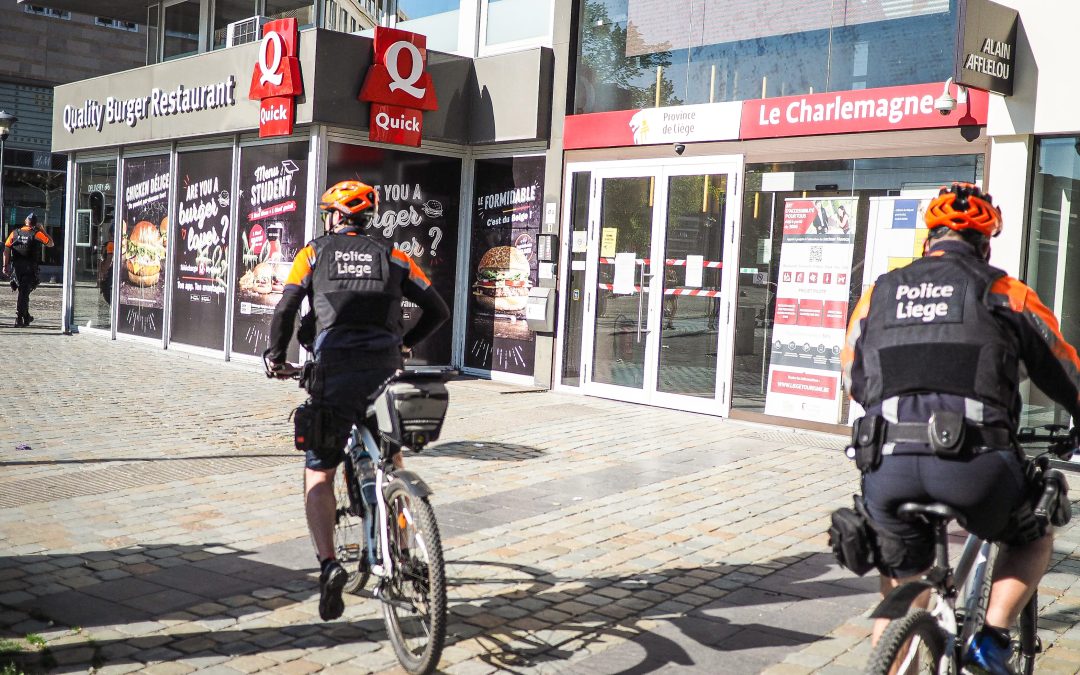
[2,213,54,327]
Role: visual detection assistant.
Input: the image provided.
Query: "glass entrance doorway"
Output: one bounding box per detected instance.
[578,159,742,414]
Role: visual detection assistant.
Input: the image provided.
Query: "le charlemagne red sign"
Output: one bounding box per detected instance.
[248,18,302,138]
[359,27,438,147]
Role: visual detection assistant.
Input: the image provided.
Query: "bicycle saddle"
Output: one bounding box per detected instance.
[897,502,967,528]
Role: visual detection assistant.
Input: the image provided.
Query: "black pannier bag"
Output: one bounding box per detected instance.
[374,375,449,450]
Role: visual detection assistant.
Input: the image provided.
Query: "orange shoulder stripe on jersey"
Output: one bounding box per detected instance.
[34,231,52,245]
[841,284,874,389]
[284,245,315,286]
[993,276,1080,379]
[391,248,431,287]
[3,231,14,247]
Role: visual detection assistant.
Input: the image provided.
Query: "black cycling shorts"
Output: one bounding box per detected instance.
[304,360,397,471]
[862,449,1028,578]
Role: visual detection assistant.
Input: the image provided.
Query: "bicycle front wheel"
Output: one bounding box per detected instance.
[381,481,447,675]
[866,609,947,675]
[1011,593,1039,675]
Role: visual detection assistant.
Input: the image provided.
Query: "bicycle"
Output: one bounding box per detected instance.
[271,361,452,675]
[864,424,1074,675]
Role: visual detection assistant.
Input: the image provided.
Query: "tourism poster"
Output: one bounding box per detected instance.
[764,198,858,422]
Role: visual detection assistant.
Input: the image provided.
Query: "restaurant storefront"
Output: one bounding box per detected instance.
[53,23,554,373]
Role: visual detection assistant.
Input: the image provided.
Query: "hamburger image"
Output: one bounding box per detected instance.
[473,245,531,313]
[124,220,166,287]
[239,261,290,296]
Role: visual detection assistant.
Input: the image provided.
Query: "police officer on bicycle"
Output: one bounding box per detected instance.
[264,180,450,622]
[841,183,1080,675]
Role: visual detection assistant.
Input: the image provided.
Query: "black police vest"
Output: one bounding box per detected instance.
[309,234,401,335]
[855,253,1019,411]
[10,228,38,260]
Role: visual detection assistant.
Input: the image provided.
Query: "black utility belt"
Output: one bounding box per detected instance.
[849,412,1013,472]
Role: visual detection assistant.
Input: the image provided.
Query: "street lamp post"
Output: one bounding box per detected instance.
[0,111,17,232]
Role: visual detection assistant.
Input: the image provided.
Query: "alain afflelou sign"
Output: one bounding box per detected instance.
[954,0,1018,96]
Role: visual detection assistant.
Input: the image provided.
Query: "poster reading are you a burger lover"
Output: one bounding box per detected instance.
[464,157,545,376]
[169,148,233,351]
[118,155,170,339]
[232,142,308,360]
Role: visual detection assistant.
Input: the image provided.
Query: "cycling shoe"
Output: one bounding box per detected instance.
[964,629,1017,675]
[319,560,347,621]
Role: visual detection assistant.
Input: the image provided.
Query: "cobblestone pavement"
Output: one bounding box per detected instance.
[2,288,1080,674]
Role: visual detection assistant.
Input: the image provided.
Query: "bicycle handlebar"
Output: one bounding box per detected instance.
[1016,424,1077,462]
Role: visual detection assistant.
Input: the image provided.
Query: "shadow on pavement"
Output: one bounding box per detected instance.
[427,440,545,461]
[1,547,874,674]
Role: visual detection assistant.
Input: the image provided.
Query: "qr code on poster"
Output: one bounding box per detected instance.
[809,246,823,263]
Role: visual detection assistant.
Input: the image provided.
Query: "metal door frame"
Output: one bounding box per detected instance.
[575,156,744,415]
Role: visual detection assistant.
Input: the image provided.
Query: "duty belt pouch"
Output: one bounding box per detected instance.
[291,400,320,452]
[850,415,884,472]
[929,411,965,458]
[827,494,877,576]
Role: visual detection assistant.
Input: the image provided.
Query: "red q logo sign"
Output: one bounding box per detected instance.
[248,18,302,138]
[359,27,438,148]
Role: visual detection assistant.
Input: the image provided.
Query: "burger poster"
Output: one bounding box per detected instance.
[118,155,170,339]
[464,157,545,376]
[325,142,460,365]
[232,142,308,359]
[169,148,233,351]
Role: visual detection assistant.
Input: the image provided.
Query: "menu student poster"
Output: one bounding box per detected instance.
[763,197,858,423]
[169,148,233,350]
[232,142,308,360]
[464,157,545,376]
[118,155,170,339]
[325,142,460,365]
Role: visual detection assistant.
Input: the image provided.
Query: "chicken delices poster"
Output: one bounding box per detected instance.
[232,142,308,360]
[118,155,170,339]
[763,198,857,423]
[464,157,544,376]
[169,148,232,351]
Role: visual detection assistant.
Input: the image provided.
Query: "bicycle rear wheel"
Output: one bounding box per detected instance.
[866,609,947,675]
[1011,594,1038,675]
[381,480,447,675]
[332,460,369,594]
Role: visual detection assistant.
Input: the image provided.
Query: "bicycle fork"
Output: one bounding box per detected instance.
[356,425,395,581]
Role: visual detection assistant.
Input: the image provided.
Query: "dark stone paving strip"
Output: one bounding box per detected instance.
[435,442,763,539]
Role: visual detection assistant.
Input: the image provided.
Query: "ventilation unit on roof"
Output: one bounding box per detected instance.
[226,16,269,47]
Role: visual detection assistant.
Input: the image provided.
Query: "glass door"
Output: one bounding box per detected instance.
[580,159,741,414]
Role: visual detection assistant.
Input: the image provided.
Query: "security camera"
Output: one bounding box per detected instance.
[934,92,956,116]
[674,143,686,155]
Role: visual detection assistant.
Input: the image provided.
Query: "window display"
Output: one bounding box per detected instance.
[118,155,171,339]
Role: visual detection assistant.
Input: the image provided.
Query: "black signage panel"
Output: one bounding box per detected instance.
[170,148,233,350]
[118,155,170,339]
[954,0,1018,96]
[325,142,461,366]
[464,157,545,376]
[232,141,309,360]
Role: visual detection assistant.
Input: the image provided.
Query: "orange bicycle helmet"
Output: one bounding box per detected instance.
[924,182,1002,238]
[319,180,378,220]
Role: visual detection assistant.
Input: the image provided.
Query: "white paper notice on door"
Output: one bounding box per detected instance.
[684,255,704,288]
[613,253,637,295]
[571,231,588,253]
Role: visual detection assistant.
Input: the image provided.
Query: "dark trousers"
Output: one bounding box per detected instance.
[13,261,38,321]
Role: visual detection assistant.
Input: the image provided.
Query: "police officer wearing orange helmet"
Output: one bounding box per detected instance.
[842,183,1080,674]
[264,180,449,622]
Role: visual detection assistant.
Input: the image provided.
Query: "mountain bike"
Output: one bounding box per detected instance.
[270,361,452,675]
[333,369,451,675]
[864,424,1074,675]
